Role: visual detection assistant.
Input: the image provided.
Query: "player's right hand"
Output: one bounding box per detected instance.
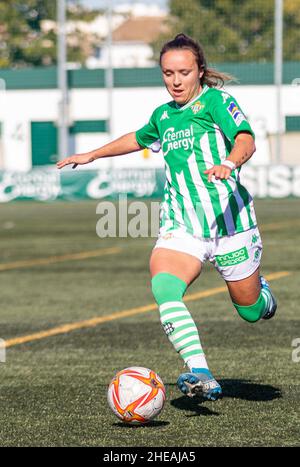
[56,153,95,169]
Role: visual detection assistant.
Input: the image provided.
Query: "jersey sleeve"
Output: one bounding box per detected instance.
[210,91,255,145]
[135,109,160,148]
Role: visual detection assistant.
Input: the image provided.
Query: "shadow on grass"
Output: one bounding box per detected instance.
[112,420,170,428]
[170,379,282,417]
[219,379,282,401]
[171,396,220,417]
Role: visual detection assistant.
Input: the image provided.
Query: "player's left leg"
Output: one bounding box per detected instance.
[212,227,277,323]
[226,268,277,322]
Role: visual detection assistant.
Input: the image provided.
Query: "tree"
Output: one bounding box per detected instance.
[0,0,100,68]
[153,0,300,63]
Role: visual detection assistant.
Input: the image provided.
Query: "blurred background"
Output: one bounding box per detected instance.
[0,0,299,201]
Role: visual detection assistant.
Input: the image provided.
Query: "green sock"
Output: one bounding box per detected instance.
[151,272,208,370]
[234,291,270,323]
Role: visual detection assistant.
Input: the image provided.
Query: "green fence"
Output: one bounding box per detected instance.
[0,63,299,90]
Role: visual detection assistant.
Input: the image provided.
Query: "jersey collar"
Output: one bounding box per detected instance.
[175,84,209,111]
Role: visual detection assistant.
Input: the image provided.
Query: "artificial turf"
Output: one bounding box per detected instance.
[0,199,299,446]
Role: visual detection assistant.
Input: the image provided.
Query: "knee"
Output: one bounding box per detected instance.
[151,272,187,306]
[234,303,261,322]
[233,292,265,323]
[151,275,166,305]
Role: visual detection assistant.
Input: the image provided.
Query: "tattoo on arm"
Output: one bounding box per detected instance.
[230,138,254,168]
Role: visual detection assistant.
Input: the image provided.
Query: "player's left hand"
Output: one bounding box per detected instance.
[204,165,232,183]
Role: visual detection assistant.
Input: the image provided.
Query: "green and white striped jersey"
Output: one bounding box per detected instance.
[135,84,257,239]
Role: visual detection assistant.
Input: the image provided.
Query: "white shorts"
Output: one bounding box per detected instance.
[154,227,262,281]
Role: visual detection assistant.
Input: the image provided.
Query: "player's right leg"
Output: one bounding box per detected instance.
[150,232,222,401]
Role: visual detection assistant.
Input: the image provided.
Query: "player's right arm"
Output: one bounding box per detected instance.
[56,131,142,169]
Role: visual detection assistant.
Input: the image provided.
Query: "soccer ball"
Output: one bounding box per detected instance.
[107,366,166,425]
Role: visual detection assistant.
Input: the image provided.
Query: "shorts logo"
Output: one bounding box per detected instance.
[216,247,249,267]
[227,101,246,127]
[252,233,259,245]
[254,248,261,262]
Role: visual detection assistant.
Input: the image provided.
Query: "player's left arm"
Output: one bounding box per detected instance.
[205,91,256,182]
[204,131,256,182]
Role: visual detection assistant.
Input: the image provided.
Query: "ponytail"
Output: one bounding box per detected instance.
[201,67,234,88]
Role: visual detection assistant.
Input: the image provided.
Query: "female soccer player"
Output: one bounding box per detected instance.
[57,34,277,402]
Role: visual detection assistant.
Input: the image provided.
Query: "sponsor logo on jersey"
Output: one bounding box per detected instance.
[162,125,195,156]
[160,110,170,121]
[227,101,246,126]
[215,246,249,267]
[191,100,205,114]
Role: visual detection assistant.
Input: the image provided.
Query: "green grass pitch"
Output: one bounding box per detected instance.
[0,199,299,447]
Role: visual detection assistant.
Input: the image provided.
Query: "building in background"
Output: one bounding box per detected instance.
[87,15,168,68]
[0,65,300,173]
[41,2,168,69]
[0,2,299,201]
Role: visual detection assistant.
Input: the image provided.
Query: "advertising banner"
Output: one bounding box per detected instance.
[0,168,166,202]
[0,166,299,202]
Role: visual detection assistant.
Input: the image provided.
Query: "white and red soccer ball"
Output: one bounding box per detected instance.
[107,366,166,425]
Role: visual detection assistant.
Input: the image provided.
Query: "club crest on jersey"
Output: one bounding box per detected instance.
[160,110,169,121]
[227,101,246,126]
[191,101,204,114]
